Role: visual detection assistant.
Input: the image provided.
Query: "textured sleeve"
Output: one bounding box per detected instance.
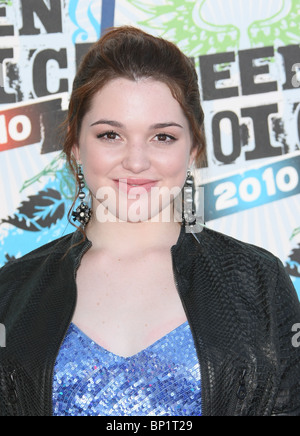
[271,259,300,416]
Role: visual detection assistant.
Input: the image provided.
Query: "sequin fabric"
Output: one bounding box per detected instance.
[52,321,201,416]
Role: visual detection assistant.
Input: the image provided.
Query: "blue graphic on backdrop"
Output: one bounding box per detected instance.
[69,0,100,44]
[101,0,116,35]
[285,225,300,300]
[0,0,116,267]
[0,0,298,300]
[286,249,300,301]
[203,154,300,221]
[69,0,115,43]
[0,153,74,266]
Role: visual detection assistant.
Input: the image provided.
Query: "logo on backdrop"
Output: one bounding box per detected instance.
[0,0,299,298]
[0,0,115,266]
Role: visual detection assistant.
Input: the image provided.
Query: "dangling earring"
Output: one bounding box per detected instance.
[183,169,197,227]
[183,169,205,236]
[72,164,92,227]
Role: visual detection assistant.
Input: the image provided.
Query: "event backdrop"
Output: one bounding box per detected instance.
[0,0,299,299]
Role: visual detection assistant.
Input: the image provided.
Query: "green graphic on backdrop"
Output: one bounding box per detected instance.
[249,0,299,47]
[128,0,300,55]
[291,227,300,240]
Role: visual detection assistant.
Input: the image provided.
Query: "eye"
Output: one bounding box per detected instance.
[97,131,120,141]
[154,133,176,143]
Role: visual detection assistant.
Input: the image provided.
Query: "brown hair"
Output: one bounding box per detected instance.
[63,26,206,223]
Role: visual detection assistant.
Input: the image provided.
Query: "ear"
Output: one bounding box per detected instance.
[189,145,198,167]
[71,144,81,163]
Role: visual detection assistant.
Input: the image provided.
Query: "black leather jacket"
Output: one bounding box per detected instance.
[0,226,299,416]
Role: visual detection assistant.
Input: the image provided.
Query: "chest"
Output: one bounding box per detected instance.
[76,249,178,303]
[72,250,187,357]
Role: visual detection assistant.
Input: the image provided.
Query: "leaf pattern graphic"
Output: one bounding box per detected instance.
[127,0,299,54]
[4,254,16,265]
[127,0,239,55]
[285,245,300,278]
[249,1,300,47]
[1,189,65,232]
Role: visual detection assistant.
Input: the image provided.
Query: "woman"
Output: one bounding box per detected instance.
[0,27,299,417]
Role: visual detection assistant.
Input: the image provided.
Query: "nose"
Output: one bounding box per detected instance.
[121,142,151,174]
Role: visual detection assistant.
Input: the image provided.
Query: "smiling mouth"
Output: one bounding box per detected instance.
[114,179,158,194]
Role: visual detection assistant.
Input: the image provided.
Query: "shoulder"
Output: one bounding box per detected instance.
[0,232,79,306]
[192,226,298,303]
[198,226,280,270]
[201,227,300,309]
[0,233,74,276]
[0,232,87,323]
[189,226,299,321]
[176,225,288,304]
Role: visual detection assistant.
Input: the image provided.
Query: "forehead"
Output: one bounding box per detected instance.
[84,78,189,127]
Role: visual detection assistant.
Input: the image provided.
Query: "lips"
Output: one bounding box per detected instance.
[114,178,158,194]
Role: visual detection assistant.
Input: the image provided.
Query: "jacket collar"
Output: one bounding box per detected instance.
[171,224,209,276]
[67,224,209,280]
[67,230,92,268]
[68,223,193,259]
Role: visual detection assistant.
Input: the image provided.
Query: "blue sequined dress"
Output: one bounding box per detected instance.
[52,321,202,416]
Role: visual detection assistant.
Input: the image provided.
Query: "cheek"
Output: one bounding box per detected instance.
[161,152,190,185]
[80,150,114,191]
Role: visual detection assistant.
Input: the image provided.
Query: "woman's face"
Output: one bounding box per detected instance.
[73,78,197,223]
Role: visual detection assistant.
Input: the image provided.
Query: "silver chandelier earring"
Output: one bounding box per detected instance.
[183,169,204,236]
[183,169,197,227]
[72,164,92,227]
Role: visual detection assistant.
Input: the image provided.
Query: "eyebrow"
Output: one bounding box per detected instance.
[90,119,183,129]
[150,122,183,129]
[90,119,123,128]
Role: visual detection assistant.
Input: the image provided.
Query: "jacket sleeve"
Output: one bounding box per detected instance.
[271,259,300,416]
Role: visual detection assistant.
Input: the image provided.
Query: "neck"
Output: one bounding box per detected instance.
[86,216,183,255]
